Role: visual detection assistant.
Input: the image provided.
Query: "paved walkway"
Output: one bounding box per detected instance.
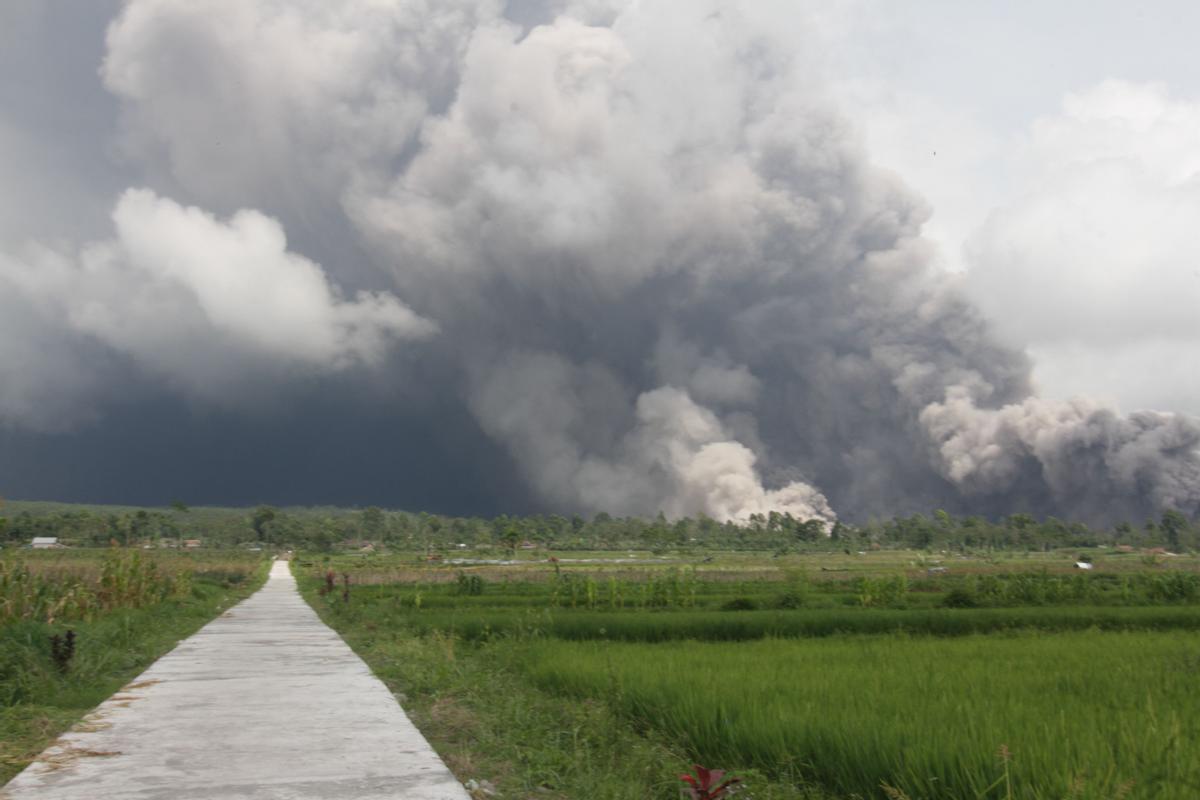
[2,561,470,799]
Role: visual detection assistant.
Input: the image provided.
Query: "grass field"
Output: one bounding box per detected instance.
[0,549,268,783]
[297,549,1200,799]
[517,633,1200,799]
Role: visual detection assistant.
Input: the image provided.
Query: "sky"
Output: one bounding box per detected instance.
[1,1,1197,522]
[816,1,1200,417]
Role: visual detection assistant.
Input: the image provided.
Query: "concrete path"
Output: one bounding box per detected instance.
[2,561,470,800]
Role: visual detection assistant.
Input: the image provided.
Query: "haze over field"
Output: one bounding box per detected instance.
[1,1,1198,523]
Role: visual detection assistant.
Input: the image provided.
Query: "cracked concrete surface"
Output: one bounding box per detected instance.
[2,561,470,799]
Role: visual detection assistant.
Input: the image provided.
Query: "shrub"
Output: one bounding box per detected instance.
[774,591,806,609]
[455,571,485,596]
[941,588,979,609]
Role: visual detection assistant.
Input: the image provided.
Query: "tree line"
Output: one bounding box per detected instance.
[1,499,1197,554]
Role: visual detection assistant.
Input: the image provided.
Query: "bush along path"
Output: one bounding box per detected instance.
[1,560,469,800]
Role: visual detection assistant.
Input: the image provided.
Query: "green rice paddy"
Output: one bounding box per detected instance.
[299,549,1200,798]
[516,633,1200,799]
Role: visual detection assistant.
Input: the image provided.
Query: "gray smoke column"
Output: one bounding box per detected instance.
[921,389,1200,522]
[2,0,1196,524]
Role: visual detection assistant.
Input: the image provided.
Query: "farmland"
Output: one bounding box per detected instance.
[0,549,268,782]
[519,634,1200,798]
[4,499,1200,797]
[298,548,1200,799]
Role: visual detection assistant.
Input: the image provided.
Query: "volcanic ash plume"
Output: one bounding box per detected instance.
[468,351,835,522]
[922,387,1200,522]
[2,0,1196,524]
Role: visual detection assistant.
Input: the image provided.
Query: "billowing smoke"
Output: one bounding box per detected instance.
[1,0,1197,524]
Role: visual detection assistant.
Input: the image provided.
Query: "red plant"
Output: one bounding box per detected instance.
[679,765,741,799]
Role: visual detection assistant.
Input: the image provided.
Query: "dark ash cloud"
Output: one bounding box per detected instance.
[1,0,1196,524]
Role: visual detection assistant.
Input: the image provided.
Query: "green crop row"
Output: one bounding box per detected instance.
[302,565,1200,618]
[514,632,1200,799]
[318,584,1200,642]
[299,560,1200,798]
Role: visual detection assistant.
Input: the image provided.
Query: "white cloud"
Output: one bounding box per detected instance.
[0,189,434,417]
[835,80,1004,274]
[965,81,1200,414]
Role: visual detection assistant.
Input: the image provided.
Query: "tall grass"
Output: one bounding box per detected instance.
[515,632,1200,799]
[0,550,262,625]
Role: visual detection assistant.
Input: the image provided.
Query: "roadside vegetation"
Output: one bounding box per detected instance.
[0,549,268,782]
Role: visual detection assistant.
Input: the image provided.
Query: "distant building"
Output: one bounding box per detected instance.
[183,539,202,549]
[31,537,61,549]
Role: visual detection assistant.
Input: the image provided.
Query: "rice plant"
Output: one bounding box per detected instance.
[515,632,1200,799]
